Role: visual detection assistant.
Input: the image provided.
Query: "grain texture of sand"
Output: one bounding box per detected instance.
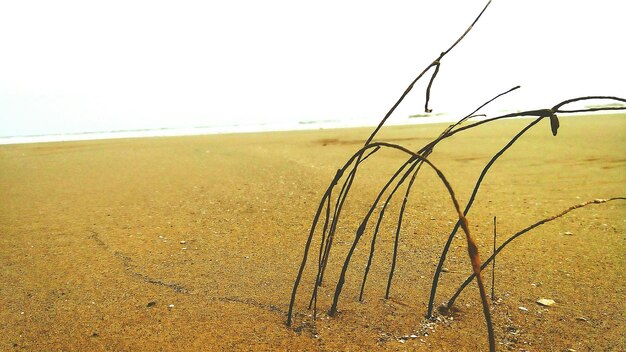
[1,114,624,351]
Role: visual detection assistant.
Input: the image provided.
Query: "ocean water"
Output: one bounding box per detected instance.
[0,114,459,145]
[3,109,616,145]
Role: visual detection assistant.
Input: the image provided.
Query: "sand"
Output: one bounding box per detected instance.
[1,114,624,351]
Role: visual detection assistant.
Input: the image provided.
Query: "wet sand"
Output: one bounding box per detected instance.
[1,114,624,351]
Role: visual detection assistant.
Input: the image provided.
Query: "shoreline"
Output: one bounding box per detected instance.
[2,110,622,146]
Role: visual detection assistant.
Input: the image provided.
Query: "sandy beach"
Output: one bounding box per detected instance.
[1,114,624,351]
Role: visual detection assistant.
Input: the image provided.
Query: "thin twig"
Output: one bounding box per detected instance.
[364,0,493,145]
[316,146,380,288]
[360,86,521,301]
[324,142,496,352]
[491,216,496,301]
[446,197,626,308]
[425,95,626,317]
[287,145,380,326]
[424,62,441,113]
[426,116,545,318]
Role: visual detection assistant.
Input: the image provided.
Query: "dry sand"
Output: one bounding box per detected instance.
[1,114,624,351]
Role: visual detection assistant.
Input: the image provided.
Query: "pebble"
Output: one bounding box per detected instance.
[536,298,555,306]
[146,301,156,308]
[563,231,573,235]
[168,304,175,309]
[180,240,187,244]
[518,306,529,312]
[441,268,450,273]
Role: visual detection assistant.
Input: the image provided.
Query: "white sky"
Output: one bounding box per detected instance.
[0,0,624,137]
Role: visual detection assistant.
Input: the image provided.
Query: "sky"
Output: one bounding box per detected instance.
[0,0,624,137]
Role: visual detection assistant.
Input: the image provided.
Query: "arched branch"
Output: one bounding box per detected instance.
[446,197,626,308]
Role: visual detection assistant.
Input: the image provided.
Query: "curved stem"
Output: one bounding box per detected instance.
[447,197,626,307]
[364,0,493,145]
[424,62,441,113]
[325,142,496,352]
[317,146,380,286]
[385,157,428,299]
[426,116,545,318]
[308,187,332,316]
[287,145,379,326]
[360,86,524,301]
[551,96,626,112]
[312,147,379,312]
[357,155,426,302]
[358,158,417,301]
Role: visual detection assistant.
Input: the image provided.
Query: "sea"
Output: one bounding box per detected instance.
[1,109,619,145]
[0,114,459,145]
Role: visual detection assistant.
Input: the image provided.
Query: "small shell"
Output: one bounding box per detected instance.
[536,298,555,306]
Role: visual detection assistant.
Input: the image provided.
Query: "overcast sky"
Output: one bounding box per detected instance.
[0,0,624,137]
